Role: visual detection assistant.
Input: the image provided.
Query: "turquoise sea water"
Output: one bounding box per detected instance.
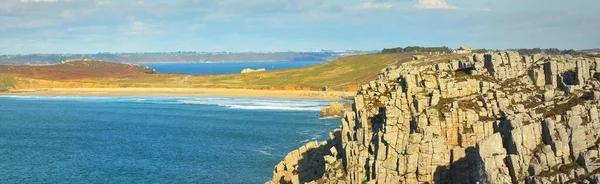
[0,96,340,183]
[143,61,324,75]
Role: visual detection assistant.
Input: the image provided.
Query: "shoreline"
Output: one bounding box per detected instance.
[136,60,325,64]
[0,88,355,100]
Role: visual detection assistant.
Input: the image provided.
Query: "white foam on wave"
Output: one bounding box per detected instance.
[256,146,277,156]
[319,115,340,119]
[227,105,322,111]
[0,95,118,101]
[297,129,324,143]
[178,97,330,111]
[1,95,332,112]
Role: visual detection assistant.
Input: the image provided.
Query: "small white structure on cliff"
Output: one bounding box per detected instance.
[453,45,472,54]
[240,68,266,74]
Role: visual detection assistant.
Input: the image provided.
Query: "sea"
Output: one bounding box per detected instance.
[142,61,324,75]
[0,96,341,183]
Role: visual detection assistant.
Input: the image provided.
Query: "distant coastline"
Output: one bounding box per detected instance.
[135,60,326,64]
[0,51,374,65]
[1,88,355,100]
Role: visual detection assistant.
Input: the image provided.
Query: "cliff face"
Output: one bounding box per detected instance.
[268,52,600,184]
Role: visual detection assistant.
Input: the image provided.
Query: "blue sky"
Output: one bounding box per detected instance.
[0,0,598,54]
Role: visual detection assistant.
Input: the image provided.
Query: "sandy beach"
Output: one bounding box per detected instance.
[0,88,355,100]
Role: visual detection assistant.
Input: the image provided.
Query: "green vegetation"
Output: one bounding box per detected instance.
[182,53,414,91]
[0,74,16,91]
[588,53,600,57]
[539,94,586,118]
[514,48,582,55]
[82,75,184,88]
[68,53,413,91]
[472,49,488,53]
[560,49,579,55]
[463,126,474,134]
[453,69,498,83]
[382,46,450,53]
[537,162,581,178]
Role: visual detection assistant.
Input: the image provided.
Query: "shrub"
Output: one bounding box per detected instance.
[0,75,16,91]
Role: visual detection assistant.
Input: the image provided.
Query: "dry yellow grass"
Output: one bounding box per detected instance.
[184,53,414,91]
[14,77,120,89]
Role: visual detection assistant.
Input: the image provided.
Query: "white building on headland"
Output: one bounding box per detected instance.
[453,45,472,54]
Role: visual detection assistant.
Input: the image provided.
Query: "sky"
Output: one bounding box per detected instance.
[0,0,598,54]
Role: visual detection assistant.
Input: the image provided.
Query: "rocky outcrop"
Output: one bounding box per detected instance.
[268,129,346,184]
[241,68,266,73]
[320,102,353,118]
[268,52,600,184]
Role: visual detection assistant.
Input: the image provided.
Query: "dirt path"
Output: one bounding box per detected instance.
[177,75,191,85]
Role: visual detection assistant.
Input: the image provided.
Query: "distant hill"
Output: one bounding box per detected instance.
[0,51,375,65]
[504,48,600,55]
[579,48,600,53]
[0,59,154,80]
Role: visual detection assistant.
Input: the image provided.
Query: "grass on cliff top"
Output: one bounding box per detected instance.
[81,74,185,88]
[0,74,16,91]
[71,53,413,91]
[75,53,412,91]
[184,53,414,91]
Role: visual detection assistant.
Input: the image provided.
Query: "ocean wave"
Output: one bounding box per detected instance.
[227,105,322,111]
[177,97,330,111]
[257,146,276,156]
[319,115,340,119]
[0,95,118,101]
[0,95,332,112]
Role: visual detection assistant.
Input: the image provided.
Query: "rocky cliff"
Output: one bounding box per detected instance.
[268,52,600,184]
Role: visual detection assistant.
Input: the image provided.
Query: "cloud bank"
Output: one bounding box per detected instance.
[414,0,456,9]
[0,0,598,54]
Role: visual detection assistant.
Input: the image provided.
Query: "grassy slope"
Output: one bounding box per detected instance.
[0,74,16,91]
[8,53,416,91]
[184,53,413,91]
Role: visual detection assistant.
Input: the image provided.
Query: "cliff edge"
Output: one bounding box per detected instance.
[268,52,600,184]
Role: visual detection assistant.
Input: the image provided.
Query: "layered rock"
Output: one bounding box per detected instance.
[269,52,600,184]
[320,102,353,118]
[268,129,346,184]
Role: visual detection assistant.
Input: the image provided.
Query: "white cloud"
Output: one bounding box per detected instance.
[60,9,71,18]
[96,0,110,7]
[20,0,57,3]
[124,20,161,35]
[130,21,146,31]
[360,2,393,9]
[414,0,456,9]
